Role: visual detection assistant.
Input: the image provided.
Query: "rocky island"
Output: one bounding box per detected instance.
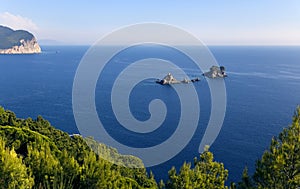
[0,25,41,54]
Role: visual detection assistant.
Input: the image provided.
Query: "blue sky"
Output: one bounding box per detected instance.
[1,0,300,45]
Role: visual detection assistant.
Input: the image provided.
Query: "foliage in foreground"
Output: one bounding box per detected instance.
[253,106,300,188]
[0,137,34,189]
[237,106,300,189]
[165,146,228,189]
[0,106,300,189]
[0,106,157,189]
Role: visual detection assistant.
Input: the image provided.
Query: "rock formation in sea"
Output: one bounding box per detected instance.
[0,25,41,54]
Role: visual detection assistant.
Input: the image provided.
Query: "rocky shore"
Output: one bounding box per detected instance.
[0,38,41,54]
[0,25,41,54]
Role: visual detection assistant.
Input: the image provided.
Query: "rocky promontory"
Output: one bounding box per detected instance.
[0,25,41,54]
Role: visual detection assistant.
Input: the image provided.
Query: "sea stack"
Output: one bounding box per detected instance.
[0,25,41,54]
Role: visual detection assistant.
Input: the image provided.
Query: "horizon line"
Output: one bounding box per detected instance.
[38,43,300,47]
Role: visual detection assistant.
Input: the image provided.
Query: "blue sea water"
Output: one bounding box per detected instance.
[0,45,299,183]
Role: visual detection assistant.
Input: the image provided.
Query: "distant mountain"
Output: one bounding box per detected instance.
[38,39,64,46]
[0,25,41,54]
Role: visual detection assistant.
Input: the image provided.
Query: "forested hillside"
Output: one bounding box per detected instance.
[0,106,299,189]
[0,107,157,189]
[0,25,34,49]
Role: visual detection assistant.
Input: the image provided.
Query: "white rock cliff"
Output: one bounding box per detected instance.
[0,38,41,54]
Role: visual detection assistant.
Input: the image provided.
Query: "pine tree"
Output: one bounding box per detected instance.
[253,106,300,189]
[237,167,254,189]
[166,146,228,189]
[25,142,62,189]
[0,137,34,189]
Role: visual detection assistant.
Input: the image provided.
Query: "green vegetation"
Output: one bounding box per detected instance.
[237,106,300,189]
[0,25,34,49]
[0,106,299,188]
[165,146,228,189]
[0,107,157,189]
[0,137,34,189]
[85,137,144,168]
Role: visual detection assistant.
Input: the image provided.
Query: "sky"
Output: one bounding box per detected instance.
[0,0,300,45]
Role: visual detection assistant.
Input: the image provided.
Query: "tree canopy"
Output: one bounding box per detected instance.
[165,146,228,189]
[1,105,299,189]
[0,106,157,189]
[237,106,300,189]
[0,25,34,49]
[253,106,300,189]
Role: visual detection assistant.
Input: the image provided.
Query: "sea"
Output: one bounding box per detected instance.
[0,45,299,183]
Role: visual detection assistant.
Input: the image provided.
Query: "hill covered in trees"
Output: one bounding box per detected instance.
[0,25,41,54]
[0,106,299,188]
[0,106,157,188]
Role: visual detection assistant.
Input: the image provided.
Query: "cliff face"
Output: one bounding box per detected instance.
[0,25,41,54]
[0,38,41,54]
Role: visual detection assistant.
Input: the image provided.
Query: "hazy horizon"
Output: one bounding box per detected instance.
[1,0,300,46]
